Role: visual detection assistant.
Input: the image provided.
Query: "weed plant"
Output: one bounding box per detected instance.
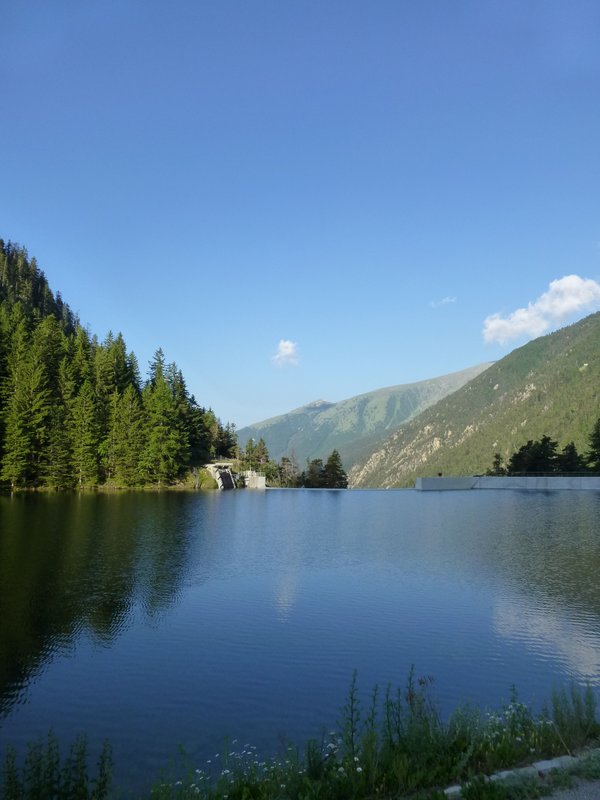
[2,674,598,799]
[0,731,111,800]
[151,669,600,800]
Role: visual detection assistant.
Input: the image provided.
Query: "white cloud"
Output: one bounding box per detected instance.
[483,275,600,345]
[429,296,457,308]
[272,339,299,367]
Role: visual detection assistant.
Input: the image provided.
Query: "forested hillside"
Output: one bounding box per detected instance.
[238,363,491,469]
[0,240,236,490]
[351,312,600,487]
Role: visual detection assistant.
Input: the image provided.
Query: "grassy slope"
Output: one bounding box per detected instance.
[351,312,600,487]
[238,364,491,468]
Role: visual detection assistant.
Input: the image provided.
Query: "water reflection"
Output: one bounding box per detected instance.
[0,492,194,715]
[494,595,600,684]
[1,488,600,794]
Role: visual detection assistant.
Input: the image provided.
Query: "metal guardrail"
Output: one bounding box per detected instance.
[484,471,600,477]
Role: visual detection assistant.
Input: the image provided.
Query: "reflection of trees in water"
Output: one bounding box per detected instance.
[0,492,195,716]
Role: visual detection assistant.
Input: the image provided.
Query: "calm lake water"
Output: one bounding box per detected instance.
[1,488,600,793]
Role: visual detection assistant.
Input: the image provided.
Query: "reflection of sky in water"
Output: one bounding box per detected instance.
[1,488,600,793]
[494,595,600,684]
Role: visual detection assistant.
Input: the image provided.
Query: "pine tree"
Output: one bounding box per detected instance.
[303,458,325,488]
[99,389,121,482]
[216,421,237,458]
[323,449,348,488]
[556,442,586,473]
[71,326,93,389]
[27,316,66,482]
[586,418,600,472]
[486,452,506,476]
[0,311,54,487]
[141,366,187,486]
[45,358,75,489]
[113,385,146,486]
[187,400,215,465]
[70,380,99,488]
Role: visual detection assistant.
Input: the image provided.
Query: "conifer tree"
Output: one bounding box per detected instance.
[303,458,325,488]
[45,358,75,489]
[586,418,600,472]
[556,442,586,473]
[99,389,121,482]
[141,361,187,486]
[323,449,348,488]
[27,316,66,481]
[70,380,100,488]
[71,326,93,389]
[113,384,146,486]
[0,312,52,487]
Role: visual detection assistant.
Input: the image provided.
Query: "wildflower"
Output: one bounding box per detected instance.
[356,766,363,773]
[222,769,231,775]
[354,756,359,762]
[338,766,345,774]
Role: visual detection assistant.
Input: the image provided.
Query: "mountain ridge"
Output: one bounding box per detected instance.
[350,312,600,487]
[238,363,492,468]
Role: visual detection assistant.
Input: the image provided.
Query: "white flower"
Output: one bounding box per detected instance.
[356,766,363,773]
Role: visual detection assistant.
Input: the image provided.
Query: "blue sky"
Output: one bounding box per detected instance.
[2,1,600,428]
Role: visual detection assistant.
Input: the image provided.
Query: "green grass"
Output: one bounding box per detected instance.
[1,731,111,799]
[3,673,599,800]
[149,671,600,800]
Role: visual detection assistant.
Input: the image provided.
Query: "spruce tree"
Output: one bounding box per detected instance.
[141,365,187,486]
[45,358,75,489]
[70,380,99,488]
[113,385,146,486]
[0,312,43,487]
[556,442,586,473]
[303,458,325,487]
[586,418,600,472]
[323,449,348,488]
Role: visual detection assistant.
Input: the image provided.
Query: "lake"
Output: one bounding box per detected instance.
[1,488,600,793]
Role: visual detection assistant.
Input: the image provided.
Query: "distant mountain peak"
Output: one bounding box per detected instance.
[237,363,491,469]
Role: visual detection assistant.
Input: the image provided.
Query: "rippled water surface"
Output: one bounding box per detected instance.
[1,489,600,792]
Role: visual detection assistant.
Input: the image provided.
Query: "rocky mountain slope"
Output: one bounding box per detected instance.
[350,313,600,487]
[237,363,491,468]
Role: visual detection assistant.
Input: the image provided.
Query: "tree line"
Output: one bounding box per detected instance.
[0,240,237,490]
[487,420,600,475]
[239,437,348,488]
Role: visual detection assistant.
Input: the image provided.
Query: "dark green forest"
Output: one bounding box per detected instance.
[487,422,600,475]
[239,436,349,488]
[0,240,237,490]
